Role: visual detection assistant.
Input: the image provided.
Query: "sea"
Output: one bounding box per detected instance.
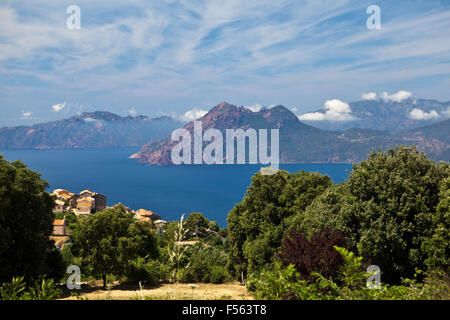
[0,147,353,227]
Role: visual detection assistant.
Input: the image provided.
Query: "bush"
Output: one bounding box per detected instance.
[181,245,229,284]
[0,276,61,300]
[247,262,323,300]
[210,266,228,284]
[250,247,450,300]
[278,228,347,281]
[125,258,167,286]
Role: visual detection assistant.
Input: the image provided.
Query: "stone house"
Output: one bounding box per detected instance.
[54,199,65,213]
[53,217,66,235]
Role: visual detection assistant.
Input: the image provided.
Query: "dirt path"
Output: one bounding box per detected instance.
[60,282,254,300]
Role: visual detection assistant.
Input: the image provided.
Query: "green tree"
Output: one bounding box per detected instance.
[208,220,219,232]
[185,212,209,236]
[181,244,229,283]
[289,146,449,283]
[347,146,448,282]
[0,155,63,283]
[160,221,178,243]
[70,204,159,287]
[287,184,358,243]
[421,176,450,271]
[227,170,332,278]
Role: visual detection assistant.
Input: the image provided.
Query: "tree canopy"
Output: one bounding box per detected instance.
[70,204,159,287]
[288,146,450,283]
[0,155,63,283]
[185,212,210,236]
[227,146,449,284]
[226,170,332,277]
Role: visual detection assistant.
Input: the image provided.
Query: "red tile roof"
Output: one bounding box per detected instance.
[53,219,65,226]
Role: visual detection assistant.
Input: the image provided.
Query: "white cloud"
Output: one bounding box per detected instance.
[83,117,97,122]
[443,107,450,118]
[245,103,262,112]
[179,108,208,121]
[381,90,412,103]
[361,92,377,100]
[129,107,137,116]
[323,99,355,121]
[298,99,355,121]
[2,3,450,128]
[21,111,32,118]
[298,112,326,121]
[52,102,66,112]
[409,108,440,120]
[324,99,351,113]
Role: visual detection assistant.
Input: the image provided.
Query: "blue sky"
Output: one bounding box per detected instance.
[1,0,450,126]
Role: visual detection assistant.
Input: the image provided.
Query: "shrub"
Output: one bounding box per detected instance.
[181,245,229,284]
[337,270,450,300]
[125,258,166,286]
[0,276,61,300]
[210,266,228,284]
[0,277,26,300]
[22,278,62,300]
[278,228,347,281]
[247,262,323,300]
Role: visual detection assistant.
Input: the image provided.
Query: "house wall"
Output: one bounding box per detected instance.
[54,204,64,213]
[93,194,106,212]
[53,225,65,235]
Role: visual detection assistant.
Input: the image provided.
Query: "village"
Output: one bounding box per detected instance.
[50,188,167,249]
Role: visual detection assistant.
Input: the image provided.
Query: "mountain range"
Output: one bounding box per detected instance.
[132,102,450,164]
[1,100,448,163]
[0,111,183,149]
[300,98,450,132]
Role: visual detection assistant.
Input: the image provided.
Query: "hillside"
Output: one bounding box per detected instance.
[300,98,450,132]
[132,102,450,164]
[0,111,184,149]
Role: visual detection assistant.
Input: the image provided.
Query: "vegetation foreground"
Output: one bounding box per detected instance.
[0,146,449,300]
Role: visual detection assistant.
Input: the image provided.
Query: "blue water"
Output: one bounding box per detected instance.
[0,148,352,227]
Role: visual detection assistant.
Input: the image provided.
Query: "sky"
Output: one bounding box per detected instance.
[1,0,450,127]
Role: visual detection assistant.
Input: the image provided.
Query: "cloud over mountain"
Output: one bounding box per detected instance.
[409,108,440,120]
[129,108,137,116]
[382,90,413,103]
[245,103,263,112]
[443,107,450,118]
[361,92,377,100]
[179,108,208,121]
[52,102,66,112]
[298,99,355,121]
[21,111,32,118]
